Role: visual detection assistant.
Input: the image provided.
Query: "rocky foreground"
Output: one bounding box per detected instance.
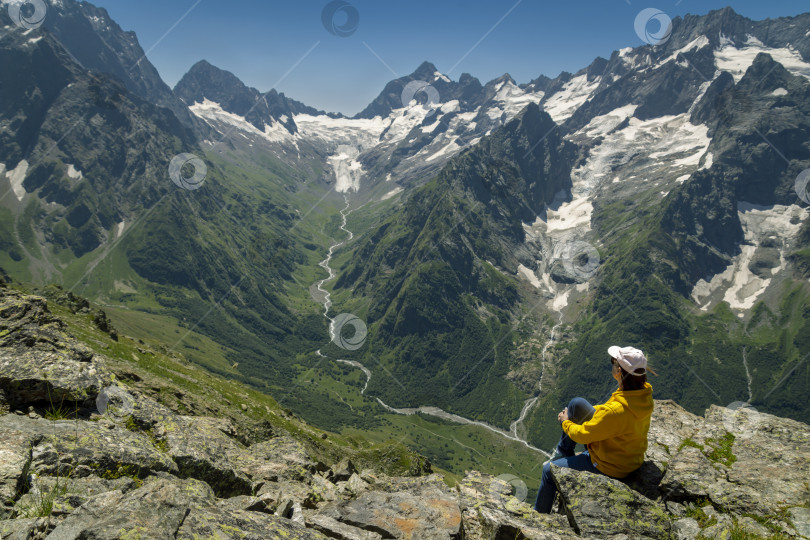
[0,282,808,539]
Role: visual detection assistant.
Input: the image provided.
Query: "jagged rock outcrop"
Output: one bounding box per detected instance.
[0,289,110,409]
[0,285,809,539]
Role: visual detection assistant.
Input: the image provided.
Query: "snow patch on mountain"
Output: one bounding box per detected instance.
[434,71,451,83]
[190,99,297,147]
[294,114,385,147]
[544,110,711,237]
[517,264,542,288]
[66,164,83,180]
[5,160,29,201]
[691,203,809,313]
[714,41,810,81]
[425,140,462,162]
[663,35,710,64]
[542,74,601,123]
[578,104,637,139]
[492,80,545,119]
[381,187,403,201]
[701,152,713,170]
[551,289,572,311]
[544,189,592,234]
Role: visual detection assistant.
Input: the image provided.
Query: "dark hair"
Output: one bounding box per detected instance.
[619,366,647,391]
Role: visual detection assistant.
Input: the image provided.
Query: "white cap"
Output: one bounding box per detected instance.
[608,345,655,375]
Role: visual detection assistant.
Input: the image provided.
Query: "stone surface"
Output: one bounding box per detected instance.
[178,504,328,539]
[162,414,253,497]
[789,506,810,538]
[659,405,810,517]
[0,415,180,480]
[672,517,700,540]
[332,457,358,482]
[0,427,34,517]
[736,516,771,537]
[644,400,703,471]
[659,446,721,500]
[0,517,51,540]
[13,475,135,519]
[346,472,370,494]
[236,434,318,482]
[0,289,111,408]
[46,476,215,540]
[318,475,462,539]
[456,471,577,540]
[307,513,384,540]
[552,466,672,539]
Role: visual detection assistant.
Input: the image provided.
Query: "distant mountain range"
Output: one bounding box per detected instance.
[1,0,809,461]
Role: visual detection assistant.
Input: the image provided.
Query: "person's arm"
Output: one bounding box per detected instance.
[561,404,624,444]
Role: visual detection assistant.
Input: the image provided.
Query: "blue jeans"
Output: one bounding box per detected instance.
[534,397,600,513]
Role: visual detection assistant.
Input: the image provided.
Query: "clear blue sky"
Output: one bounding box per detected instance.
[90,1,809,116]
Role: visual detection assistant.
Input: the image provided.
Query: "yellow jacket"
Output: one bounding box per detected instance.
[561,383,653,478]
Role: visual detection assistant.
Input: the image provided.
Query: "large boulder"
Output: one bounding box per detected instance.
[0,414,178,481]
[644,400,704,471]
[46,475,214,540]
[13,475,135,519]
[315,475,462,539]
[0,290,111,408]
[178,503,329,539]
[0,424,34,518]
[551,466,672,539]
[162,415,253,497]
[659,405,810,518]
[0,517,52,540]
[306,513,384,539]
[456,471,577,540]
[236,434,320,483]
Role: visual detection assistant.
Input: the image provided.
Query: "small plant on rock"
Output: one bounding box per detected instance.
[16,467,74,519]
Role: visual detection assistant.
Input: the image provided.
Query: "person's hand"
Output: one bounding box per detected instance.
[558,407,569,423]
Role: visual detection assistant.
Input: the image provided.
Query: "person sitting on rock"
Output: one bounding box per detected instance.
[533,345,655,513]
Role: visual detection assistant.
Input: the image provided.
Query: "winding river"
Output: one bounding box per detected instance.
[313,198,554,457]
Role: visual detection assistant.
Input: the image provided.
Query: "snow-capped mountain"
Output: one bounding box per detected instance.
[314,6,810,435]
[3,0,810,452]
[174,60,329,138]
[177,60,559,197]
[158,5,810,319]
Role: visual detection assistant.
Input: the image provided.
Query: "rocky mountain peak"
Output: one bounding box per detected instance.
[411,60,440,80]
[173,59,325,135]
[29,0,197,128]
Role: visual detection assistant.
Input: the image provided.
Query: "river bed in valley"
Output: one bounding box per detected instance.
[312,198,557,458]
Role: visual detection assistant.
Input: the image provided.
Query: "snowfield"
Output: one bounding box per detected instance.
[692,203,809,313]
